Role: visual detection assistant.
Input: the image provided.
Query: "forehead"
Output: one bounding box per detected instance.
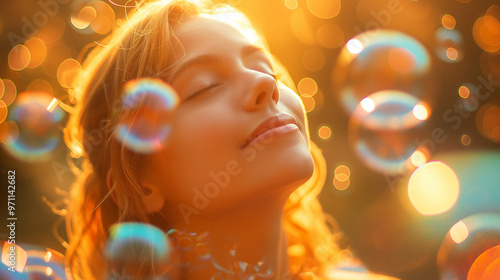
[171,16,253,60]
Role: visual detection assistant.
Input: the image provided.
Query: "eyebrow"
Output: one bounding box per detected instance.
[169,45,270,83]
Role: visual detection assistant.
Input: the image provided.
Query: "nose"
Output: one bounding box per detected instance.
[244,72,280,111]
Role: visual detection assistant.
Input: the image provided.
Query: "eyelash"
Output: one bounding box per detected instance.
[186,72,279,100]
[186,82,221,100]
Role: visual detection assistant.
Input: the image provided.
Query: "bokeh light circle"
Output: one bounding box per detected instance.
[24,38,47,69]
[70,1,116,35]
[57,58,82,89]
[1,79,17,107]
[115,78,179,154]
[8,45,31,71]
[476,103,500,142]
[306,0,341,19]
[407,161,460,216]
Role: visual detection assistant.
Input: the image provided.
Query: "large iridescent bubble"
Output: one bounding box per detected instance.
[348,90,430,175]
[333,29,431,114]
[437,213,500,280]
[105,223,171,279]
[115,78,179,154]
[2,92,64,162]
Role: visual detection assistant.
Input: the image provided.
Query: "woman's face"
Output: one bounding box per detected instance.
[147,16,314,222]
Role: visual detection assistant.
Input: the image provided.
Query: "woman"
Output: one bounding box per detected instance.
[64,0,397,279]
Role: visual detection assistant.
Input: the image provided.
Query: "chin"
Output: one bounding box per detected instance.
[240,136,315,196]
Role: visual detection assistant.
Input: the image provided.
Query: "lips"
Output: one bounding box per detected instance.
[241,113,298,148]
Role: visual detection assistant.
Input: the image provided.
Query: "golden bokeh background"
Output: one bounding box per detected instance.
[1,0,500,279]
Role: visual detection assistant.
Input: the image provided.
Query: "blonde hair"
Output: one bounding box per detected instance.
[64,0,347,279]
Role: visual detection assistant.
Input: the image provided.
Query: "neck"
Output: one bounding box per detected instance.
[170,193,291,279]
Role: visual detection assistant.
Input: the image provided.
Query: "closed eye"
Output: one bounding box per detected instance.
[185,82,222,100]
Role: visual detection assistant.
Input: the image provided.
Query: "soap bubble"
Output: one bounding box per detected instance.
[348,90,430,175]
[2,92,64,162]
[105,223,171,279]
[115,78,179,154]
[437,213,500,280]
[435,27,464,63]
[333,29,431,114]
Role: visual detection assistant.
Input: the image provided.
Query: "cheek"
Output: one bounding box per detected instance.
[155,102,239,196]
[278,90,309,138]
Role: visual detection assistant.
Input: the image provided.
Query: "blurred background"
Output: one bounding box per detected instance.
[1,0,500,279]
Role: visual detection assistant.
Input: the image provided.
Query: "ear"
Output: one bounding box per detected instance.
[141,184,166,214]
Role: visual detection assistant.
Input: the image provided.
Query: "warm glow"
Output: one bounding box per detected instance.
[450,220,469,244]
[461,134,472,146]
[408,161,460,216]
[37,17,66,44]
[476,104,500,142]
[24,38,47,69]
[284,0,298,10]
[2,242,27,272]
[0,79,4,100]
[44,251,52,262]
[302,49,325,72]
[302,96,316,113]
[459,85,470,98]
[71,5,97,29]
[306,0,341,19]
[46,267,53,276]
[47,98,59,113]
[318,125,332,140]
[468,245,500,280]
[290,9,315,46]
[442,14,457,29]
[410,150,428,167]
[57,58,83,88]
[26,79,54,95]
[298,77,318,97]
[473,6,500,53]
[333,177,350,191]
[334,164,351,190]
[8,44,31,71]
[0,121,19,145]
[346,39,364,54]
[1,79,17,106]
[413,104,429,120]
[90,1,116,35]
[334,164,351,178]
[0,101,7,124]
[360,97,375,113]
[446,47,459,61]
[316,23,344,49]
